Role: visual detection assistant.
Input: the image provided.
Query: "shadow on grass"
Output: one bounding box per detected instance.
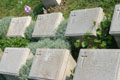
[33,4,44,16]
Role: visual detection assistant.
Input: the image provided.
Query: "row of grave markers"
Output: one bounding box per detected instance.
[0,48,120,80]
[0,48,76,80]
[7,7,103,38]
[1,4,120,80]
[5,4,120,48]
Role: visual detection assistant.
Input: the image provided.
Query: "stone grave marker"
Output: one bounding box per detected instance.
[7,16,32,38]
[73,49,120,80]
[42,0,61,8]
[32,12,64,38]
[29,48,76,80]
[0,48,32,80]
[65,7,104,37]
[109,4,120,48]
[0,49,3,61]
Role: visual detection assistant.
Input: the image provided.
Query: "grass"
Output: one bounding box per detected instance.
[48,0,120,18]
[0,0,120,19]
[0,0,44,19]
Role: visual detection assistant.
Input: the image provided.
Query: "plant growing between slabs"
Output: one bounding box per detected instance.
[74,15,117,49]
[74,40,80,48]
[24,5,31,15]
[24,5,36,20]
[0,38,30,51]
[25,21,35,40]
[19,58,33,80]
[0,16,13,38]
[26,38,70,54]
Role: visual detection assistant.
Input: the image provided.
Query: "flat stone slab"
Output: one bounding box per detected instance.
[65,7,104,37]
[73,49,120,80]
[29,48,76,80]
[109,5,120,48]
[42,0,61,8]
[0,49,3,60]
[32,12,64,38]
[0,48,31,76]
[7,16,32,37]
[110,5,120,35]
[0,49,2,55]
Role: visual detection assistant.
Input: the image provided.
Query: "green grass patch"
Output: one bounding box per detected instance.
[0,38,30,51]
[0,0,44,19]
[1,0,120,19]
[48,0,120,18]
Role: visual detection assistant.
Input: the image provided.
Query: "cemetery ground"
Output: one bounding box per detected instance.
[1,0,120,19]
[0,0,120,80]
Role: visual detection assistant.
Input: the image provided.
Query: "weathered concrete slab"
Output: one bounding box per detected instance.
[110,5,120,35]
[73,49,120,80]
[65,7,104,37]
[109,5,120,48]
[29,48,76,80]
[42,0,61,8]
[0,48,32,80]
[0,49,3,61]
[0,49,2,55]
[7,16,32,38]
[32,12,64,38]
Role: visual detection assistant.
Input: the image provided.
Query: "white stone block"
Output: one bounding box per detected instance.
[110,5,120,35]
[0,49,2,55]
[0,48,32,80]
[65,7,104,37]
[73,49,120,80]
[42,0,61,8]
[29,48,76,80]
[32,12,64,38]
[0,49,3,61]
[7,16,32,38]
[109,5,120,48]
